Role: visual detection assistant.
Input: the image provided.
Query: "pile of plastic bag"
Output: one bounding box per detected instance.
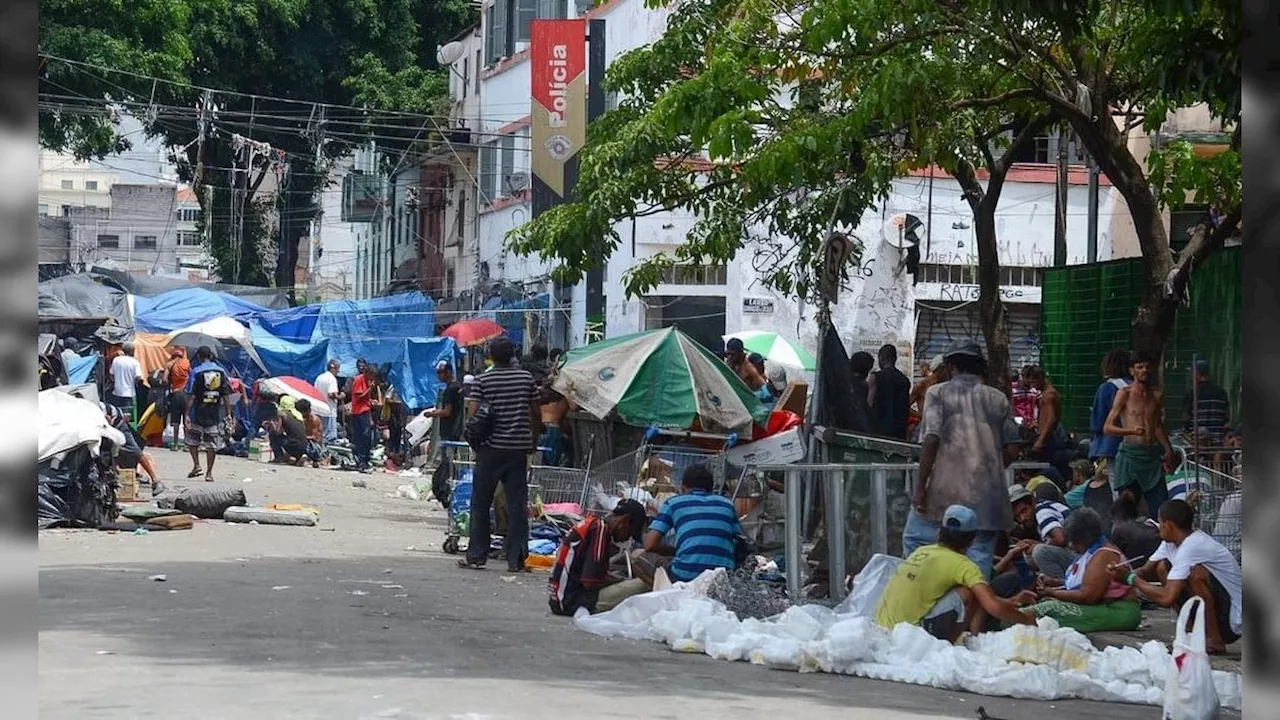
[573,564,1242,711]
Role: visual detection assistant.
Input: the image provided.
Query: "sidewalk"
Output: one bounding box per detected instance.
[1089,607,1243,674]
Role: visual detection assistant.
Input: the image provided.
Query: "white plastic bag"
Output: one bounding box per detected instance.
[834,553,903,617]
[1162,597,1221,720]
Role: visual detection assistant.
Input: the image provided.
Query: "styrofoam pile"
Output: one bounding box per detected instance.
[573,570,1242,711]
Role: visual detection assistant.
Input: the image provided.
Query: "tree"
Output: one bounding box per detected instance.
[40,0,476,288]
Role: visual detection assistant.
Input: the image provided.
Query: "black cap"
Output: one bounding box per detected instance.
[611,498,648,542]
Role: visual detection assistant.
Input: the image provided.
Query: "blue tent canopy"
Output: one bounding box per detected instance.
[133,288,268,333]
[316,292,436,375]
[389,337,461,410]
[251,322,331,381]
[253,303,321,344]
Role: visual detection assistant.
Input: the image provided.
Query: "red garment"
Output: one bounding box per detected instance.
[351,375,372,416]
[549,515,612,616]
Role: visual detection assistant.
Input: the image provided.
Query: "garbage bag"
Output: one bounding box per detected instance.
[432,454,452,509]
[834,553,903,617]
[1162,597,1221,720]
[173,483,247,519]
[38,447,117,529]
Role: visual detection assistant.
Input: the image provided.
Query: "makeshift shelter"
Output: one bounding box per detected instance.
[90,266,292,309]
[38,390,125,528]
[166,316,267,372]
[251,325,330,381]
[389,337,461,410]
[38,274,134,327]
[132,288,269,333]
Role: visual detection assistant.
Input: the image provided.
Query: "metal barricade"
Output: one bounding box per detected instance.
[1006,461,1053,486]
[528,465,591,508]
[1174,441,1242,562]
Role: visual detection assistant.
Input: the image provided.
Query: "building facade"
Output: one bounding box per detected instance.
[39,151,117,218]
[64,184,207,279]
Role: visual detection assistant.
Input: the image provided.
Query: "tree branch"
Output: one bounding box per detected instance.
[950,87,1036,111]
[1166,208,1242,301]
[994,115,1052,174]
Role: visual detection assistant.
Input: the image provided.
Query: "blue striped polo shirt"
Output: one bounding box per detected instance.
[649,489,742,582]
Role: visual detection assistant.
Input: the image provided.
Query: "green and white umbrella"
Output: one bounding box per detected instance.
[553,327,769,436]
[724,330,816,371]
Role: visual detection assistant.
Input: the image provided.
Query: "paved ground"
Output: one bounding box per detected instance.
[40,452,1175,720]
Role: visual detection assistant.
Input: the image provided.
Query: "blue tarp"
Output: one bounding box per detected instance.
[317,292,436,373]
[133,288,269,333]
[251,323,331,382]
[253,303,321,344]
[389,337,461,410]
[481,293,550,351]
[66,354,98,385]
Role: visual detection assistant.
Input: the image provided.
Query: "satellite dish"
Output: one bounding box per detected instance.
[436,41,465,65]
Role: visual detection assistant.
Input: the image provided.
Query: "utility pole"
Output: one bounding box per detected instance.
[1053,131,1069,267]
[307,105,326,303]
[1086,160,1101,263]
[204,184,214,279]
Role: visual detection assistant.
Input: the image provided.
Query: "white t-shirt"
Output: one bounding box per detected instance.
[314,371,339,399]
[1151,530,1242,634]
[110,356,142,398]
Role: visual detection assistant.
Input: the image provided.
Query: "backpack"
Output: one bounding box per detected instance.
[464,401,495,449]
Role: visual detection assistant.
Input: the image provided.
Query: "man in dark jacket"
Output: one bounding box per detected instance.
[549,499,649,615]
[869,344,912,440]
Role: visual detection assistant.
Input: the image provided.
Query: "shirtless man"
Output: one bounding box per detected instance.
[1104,352,1176,518]
[1023,366,1065,472]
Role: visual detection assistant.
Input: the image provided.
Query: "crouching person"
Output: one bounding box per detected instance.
[549,499,650,616]
[875,504,1037,642]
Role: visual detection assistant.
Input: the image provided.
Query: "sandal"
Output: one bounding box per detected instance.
[187,468,203,479]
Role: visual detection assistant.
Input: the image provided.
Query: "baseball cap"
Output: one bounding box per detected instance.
[942,339,984,362]
[435,360,450,371]
[726,337,744,352]
[942,504,978,533]
[1193,359,1210,374]
[462,374,476,385]
[611,498,649,542]
[1008,484,1033,505]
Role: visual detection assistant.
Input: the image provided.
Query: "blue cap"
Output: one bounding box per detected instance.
[726,338,744,352]
[942,505,978,533]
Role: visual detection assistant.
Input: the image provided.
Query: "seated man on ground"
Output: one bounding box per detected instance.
[295,399,326,467]
[1110,499,1242,654]
[875,504,1037,642]
[549,499,649,616]
[269,396,310,465]
[1019,508,1141,633]
[634,464,741,585]
[1064,458,1114,519]
[991,485,1041,598]
[1029,481,1078,581]
[1108,490,1162,566]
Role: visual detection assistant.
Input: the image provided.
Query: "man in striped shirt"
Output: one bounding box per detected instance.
[460,337,541,572]
[1028,483,1078,581]
[642,465,741,582]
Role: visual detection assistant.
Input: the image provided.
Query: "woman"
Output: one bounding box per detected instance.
[1018,508,1141,633]
[1064,458,1113,519]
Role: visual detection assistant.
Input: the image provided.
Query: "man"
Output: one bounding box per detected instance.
[101,401,164,497]
[425,360,464,443]
[314,359,342,443]
[868,343,911,440]
[521,343,551,388]
[640,465,741,583]
[876,504,1037,642]
[296,398,325,467]
[459,337,540,573]
[349,359,376,473]
[549,499,649,616]
[108,342,145,417]
[1028,482,1077,581]
[549,348,564,366]
[183,346,232,482]
[163,347,191,449]
[1089,349,1131,483]
[907,340,1022,579]
[724,337,751,383]
[269,396,309,465]
[1022,365,1067,474]
[1110,499,1242,654]
[1183,359,1230,446]
[1104,352,1176,517]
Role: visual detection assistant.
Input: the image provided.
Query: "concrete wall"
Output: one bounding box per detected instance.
[64,183,203,275]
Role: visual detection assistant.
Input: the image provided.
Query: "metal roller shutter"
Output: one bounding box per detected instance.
[913,301,1041,379]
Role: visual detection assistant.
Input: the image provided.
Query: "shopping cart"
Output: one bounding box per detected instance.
[1170,439,1242,562]
[583,427,737,514]
[438,441,558,555]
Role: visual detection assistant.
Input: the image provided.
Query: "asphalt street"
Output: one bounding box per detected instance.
[39,451,1166,720]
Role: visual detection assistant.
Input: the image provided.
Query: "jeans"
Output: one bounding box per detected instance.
[351,412,373,468]
[902,509,999,579]
[321,415,337,444]
[466,447,530,569]
[1142,480,1170,520]
[270,434,307,462]
[1031,543,1080,581]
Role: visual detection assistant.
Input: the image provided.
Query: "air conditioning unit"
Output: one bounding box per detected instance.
[504,171,529,194]
[404,187,419,210]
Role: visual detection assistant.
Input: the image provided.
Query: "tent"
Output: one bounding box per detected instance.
[390,338,461,410]
[39,389,124,463]
[38,274,133,327]
[89,266,292,309]
[251,322,331,382]
[166,316,267,371]
[132,288,269,333]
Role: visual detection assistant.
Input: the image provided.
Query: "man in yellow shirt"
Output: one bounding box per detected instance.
[876,505,1038,642]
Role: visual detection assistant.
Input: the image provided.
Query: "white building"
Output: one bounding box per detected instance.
[38,151,118,218]
[64,184,207,279]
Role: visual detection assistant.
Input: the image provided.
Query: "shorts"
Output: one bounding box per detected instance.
[166,391,188,423]
[185,422,226,451]
[921,588,967,641]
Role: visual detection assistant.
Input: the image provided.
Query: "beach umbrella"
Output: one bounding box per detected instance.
[256,376,335,417]
[442,317,505,347]
[552,327,768,436]
[724,330,816,371]
[167,332,226,360]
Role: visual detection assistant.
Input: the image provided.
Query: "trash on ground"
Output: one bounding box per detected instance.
[381,584,403,590]
[148,574,166,582]
[351,478,368,488]
[242,478,253,483]
[271,586,290,591]
[173,483,248,519]
[223,506,319,526]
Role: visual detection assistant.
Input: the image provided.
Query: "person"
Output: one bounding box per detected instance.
[868,344,911,440]
[724,337,749,382]
[907,357,945,439]
[992,486,1041,598]
[549,348,564,366]
[295,398,326,467]
[746,352,775,405]
[425,360,464,443]
[1064,458,1113,519]
[1183,359,1230,447]
[1011,366,1040,427]
[266,397,308,465]
[1088,349,1131,482]
[349,359,377,472]
[1028,481,1077,581]
[459,337,540,573]
[635,464,741,584]
[101,401,164,496]
[1022,365,1067,474]
[1019,508,1141,633]
[875,504,1037,642]
[183,346,232,482]
[1108,491,1163,565]
[1111,499,1242,653]
[314,359,342,444]
[108,342,145,417]
[848,351,875,408]
[906,340,1021,579]
[522,343,551,388]
[162,347,190,449]
[549,499,650,616]
[1104,352,1175,517]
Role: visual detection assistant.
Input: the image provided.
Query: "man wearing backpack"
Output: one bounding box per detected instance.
[459,337,541,573]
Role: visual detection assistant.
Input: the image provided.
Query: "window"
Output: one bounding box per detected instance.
[84,180,99,191]
[61,180,74,190]
[485,0,509,65]
[659,264,728,285]
[176,230,202,246]
[177,207,200,222]
[517,0,537,42]
[133,235,158,250]
[475,50,482,94]
[38,203,48,216]
[916,264,1043,287]
[97,234,119,248]
[454,191,467,246]
[479,143,498,203]
[461,57,469,99]
[499,135,516,195]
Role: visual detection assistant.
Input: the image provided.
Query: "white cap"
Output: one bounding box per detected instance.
[462,374,476,385]
[435,360,450,371]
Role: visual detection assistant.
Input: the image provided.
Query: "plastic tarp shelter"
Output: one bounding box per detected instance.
[39,389,124,463]
[89,266,292,309]
[316,292,436,374]
[132,288,269,333]
[389,338,461,410]
[167,316,267,371]
[38,274,133,326]
[252,323,331,382]
[66,354,98,385]
[253,303,321,344]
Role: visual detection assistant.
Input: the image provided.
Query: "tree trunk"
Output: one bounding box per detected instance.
[953,161,1012,395]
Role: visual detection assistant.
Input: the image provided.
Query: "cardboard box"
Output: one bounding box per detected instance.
[117,468,137,502]
[725,427,807,467]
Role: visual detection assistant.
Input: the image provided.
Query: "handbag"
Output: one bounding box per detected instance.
[464,401,495,449]
[1162,596,1221,720]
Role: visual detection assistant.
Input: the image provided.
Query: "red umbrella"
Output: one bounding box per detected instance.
[257,376,335,417]
[442,318,505,347]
